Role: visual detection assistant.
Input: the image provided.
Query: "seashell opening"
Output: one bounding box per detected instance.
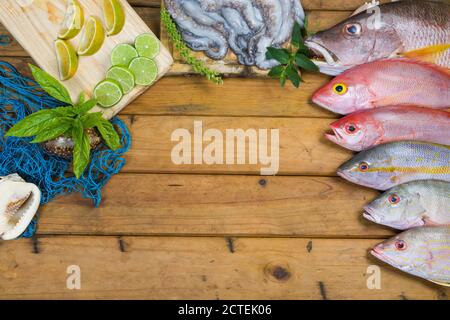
[0,174,41,240]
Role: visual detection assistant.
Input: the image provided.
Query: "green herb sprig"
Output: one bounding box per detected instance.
[6,64,121,178]
[161,8,223,85]
[266,22,319,88]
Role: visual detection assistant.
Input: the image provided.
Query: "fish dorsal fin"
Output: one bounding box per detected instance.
[429,280,450,287]
[351,0,381,17]
[401,44,450,64]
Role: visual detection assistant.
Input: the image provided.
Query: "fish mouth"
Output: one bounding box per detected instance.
[325,127,342,144]
[370,247,386,262]
[305,40,340,65]
[363,206,378,223]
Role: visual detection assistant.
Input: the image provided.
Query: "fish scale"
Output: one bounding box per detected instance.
[338,141,450,190]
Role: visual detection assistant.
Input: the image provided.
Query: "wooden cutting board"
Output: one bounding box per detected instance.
[0,0,173,119]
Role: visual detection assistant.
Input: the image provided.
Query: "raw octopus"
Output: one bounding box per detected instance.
[164,0,305,69]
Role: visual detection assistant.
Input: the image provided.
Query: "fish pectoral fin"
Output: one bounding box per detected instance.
[401,44,450,64]
[429,280,450,287]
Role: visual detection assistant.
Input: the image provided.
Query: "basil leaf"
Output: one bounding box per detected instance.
[279,73,287,87]
[72,119,91,179]
[265,47,290,64]
[78,92,86,105]
[30,120,73,143]
[95,118,121,150]
[75,99,98,115]
[295,53,319,72]
[291,22,302,48]
[29,64,72,105]
[6,109,56,137]
[286,65,302,88]
[268,65,285,78]
[80,112,103,129]
[51,106,77,118]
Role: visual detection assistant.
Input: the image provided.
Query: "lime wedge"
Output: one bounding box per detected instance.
[78,16,105,56]
[94,79,123,108]
[55,39,78,81]
[103,0,125,36]
[58,0,84,40]
[129,57,158,86]
[106,66,135,94]
[135,33,160,59]
[111,44,138,67]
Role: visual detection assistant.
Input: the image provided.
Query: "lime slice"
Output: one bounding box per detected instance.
[129,57,158,86]
[106,66,135,94]
[135,33,160,59]
[103,0,125,36]
[78,16,105,56]
[94,79,123,108]
[58,0,84,40]
[111,44,138,67]
[55,39,78,81]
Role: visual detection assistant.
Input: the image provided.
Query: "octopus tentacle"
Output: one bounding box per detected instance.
[249,0,283,69]
[165,0,229,59]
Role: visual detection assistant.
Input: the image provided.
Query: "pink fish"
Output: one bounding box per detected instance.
[312,59,450,115]
[326,106,450,151]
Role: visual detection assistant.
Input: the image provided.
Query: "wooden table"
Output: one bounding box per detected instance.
[0,0,448,300]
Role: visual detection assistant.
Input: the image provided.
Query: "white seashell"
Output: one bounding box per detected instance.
[0,174,41,240]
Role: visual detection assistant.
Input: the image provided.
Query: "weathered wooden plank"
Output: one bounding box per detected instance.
[128,0,391,11]
[0,56,338,119]
[0,56,337,119]
[120,115,352,175]
[38,174,389,237]
[0,236,447,299]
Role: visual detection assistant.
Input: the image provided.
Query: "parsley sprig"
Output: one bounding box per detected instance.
[161,8,223,84]
[266,22,318,87]
[6,64,121,178]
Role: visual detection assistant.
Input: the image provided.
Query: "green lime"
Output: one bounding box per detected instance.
[135,33,160,59]
[111,44,138,67]
[94,79,123,108]
[106,66,135,94]
[129,57,158,86]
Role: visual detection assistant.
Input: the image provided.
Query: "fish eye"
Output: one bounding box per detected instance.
[345,124,358,134]
[388,194,401,205]
[394,240,407,251]
[358,162,369,172]
[344,23,361,36]
[333,83,348,95]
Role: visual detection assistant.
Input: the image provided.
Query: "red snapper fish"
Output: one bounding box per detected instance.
[372,227,450,287]
[305,0,450,75]
[326,106,450,151]
[312,59,450,115]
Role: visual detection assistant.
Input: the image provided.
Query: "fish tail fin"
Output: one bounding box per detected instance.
[401,44,450,64]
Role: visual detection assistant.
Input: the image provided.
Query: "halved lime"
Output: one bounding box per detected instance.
[55,39,78,81]
[78,16,105,56]
[135,33,160,59]
[111,44,138,67]
[129,57,158,86]
[58,0,84,40]
[106,66,135,94]
[103,0,125,36]
[94,79,123,108]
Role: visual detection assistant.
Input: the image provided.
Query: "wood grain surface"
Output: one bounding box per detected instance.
[0,0,448,300]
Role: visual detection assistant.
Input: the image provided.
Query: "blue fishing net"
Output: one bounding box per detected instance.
[0,62,131,238]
